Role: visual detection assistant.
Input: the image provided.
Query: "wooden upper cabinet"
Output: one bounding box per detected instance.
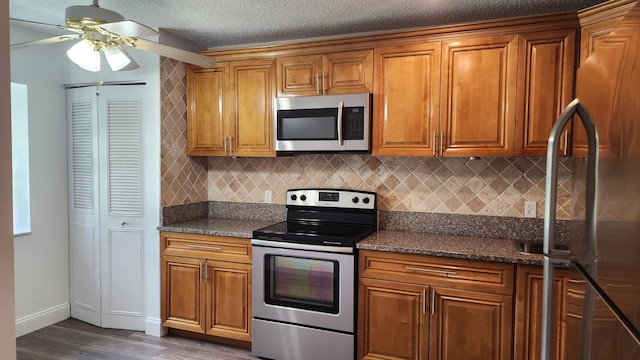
[187,63,229,156]
[323,50,373,95]
[515,30,577,157]
[276,55,321,96]
[186,59,276,157]
[372,43,441,157]
[580,17,624,64]
[579,0,632,66]
[276,50,373,96]
[229,59,276,157]
[574,10,640,158]
[440,34,519,157]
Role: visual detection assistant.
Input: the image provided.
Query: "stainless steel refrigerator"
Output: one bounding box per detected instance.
[542,2,640,359]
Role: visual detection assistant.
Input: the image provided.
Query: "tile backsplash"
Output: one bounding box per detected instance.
[206,155,573,218]
[160,57,574,219]
[161,58,208,206]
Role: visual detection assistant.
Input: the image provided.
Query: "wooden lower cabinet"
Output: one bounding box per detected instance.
[205,260,251,339]
[358,250,514,360]
[513,265,584,360]
[430,287,513,360]
[358,278,428,359]
[162,255,207,333]
[161,232,252,342]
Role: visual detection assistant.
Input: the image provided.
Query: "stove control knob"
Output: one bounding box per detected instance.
[290,194,297,201]
[300,194,307,201]
[352,197,359,204]
[362,197,370,204]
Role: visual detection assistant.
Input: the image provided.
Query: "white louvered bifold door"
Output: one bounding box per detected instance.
[68,84,147,331]
[98,86,145,331]
[68,88,102,327]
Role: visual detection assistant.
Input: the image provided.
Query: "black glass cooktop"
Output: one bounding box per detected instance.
[252,220,376,247]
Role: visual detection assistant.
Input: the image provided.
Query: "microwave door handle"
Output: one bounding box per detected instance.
[337,100,344,146]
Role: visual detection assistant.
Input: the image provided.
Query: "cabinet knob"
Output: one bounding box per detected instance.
[120,221,127,226]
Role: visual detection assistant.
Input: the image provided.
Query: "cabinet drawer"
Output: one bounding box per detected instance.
[359,250,514,294]
[161,232,251,263]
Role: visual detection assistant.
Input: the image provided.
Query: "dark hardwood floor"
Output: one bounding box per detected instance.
[16,318,260,360]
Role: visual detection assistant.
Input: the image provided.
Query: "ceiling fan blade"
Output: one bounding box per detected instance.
[99,20,158,38]
[121,56,140,71]
[11,34,82,51]
[10,18,80,33]
[129,38,216,68]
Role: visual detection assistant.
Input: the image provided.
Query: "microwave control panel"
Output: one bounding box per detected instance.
[343,107,365,140]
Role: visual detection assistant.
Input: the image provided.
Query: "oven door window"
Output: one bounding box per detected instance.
[265,255,339,314]
[277,108,338,140]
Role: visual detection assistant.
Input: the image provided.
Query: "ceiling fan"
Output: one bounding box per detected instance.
[10,0,216,72]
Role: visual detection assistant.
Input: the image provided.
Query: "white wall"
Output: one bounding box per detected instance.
[10,24,161,337]
[10,24,72,337]
[1,0,17,358]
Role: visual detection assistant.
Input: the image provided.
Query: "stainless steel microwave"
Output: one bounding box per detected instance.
[274,93,371,152]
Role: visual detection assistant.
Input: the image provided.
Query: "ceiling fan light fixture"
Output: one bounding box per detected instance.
[67,39,101,72]
[103,44,132,71]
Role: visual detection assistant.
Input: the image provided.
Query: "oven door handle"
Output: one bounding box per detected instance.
[251,239,354,254]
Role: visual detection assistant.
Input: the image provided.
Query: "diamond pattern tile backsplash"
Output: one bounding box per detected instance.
[160,57,574,219]
[160,58,208,206]
[206,155,574,218]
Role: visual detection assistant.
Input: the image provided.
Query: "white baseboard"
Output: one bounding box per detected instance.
[16,307,167,338]
[145,317,167,337]
[15,303,70,337]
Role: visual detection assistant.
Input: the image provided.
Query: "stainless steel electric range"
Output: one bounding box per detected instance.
[251,188,377,360]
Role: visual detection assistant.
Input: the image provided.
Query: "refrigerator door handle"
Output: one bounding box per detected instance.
[541,99,599,360]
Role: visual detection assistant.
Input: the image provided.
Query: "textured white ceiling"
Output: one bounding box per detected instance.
[10,0,606,49]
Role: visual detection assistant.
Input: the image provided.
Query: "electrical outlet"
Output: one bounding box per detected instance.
[264,190,272,204]
[524,201,537,218]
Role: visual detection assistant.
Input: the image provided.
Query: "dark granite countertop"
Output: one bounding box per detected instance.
[357,230,544,266]
[159,219,546,265]
[158,218,276,238]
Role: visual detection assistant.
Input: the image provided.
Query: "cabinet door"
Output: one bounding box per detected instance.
[161,255,206,333]
[573,18,639,158]
[205,260,252,341]
[372,43,441,156]
[429,287,513,360]
[515,30,576,157]
[514,265,585,360]
[276,55,322,96]
[323,50,373,95]
[229,59,276,157]
[358,277,428,360]
[580,15,626,65]
[186,63,229,156]
[441,35,518,157]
